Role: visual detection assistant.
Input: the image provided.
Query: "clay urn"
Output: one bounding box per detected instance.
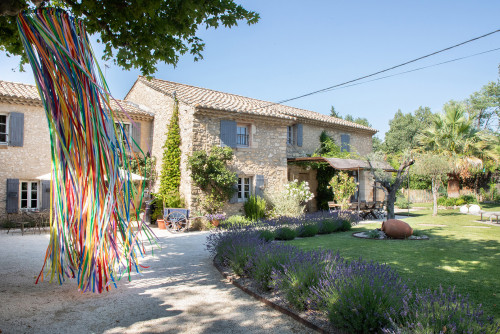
[381,219,413,239]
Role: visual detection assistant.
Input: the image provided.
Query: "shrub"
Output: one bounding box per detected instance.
[366,229,381,239]
[444,198,456,207]
[246,243,296,290]
[163,192,185,208]
[159,99,181,201]
[317,219,338,234]
[338,219,352,232]
[396,196,412,209]
[313,260,412,333]
[258,229,275,242]
[272,250,341,310]
[244,195,267,221]
[296,224,319,238]
[459,194,478,204]
[437,197,446,206]
[274,227,297,240]
[220,215,253,229]
[265,180,314,217]
[455,198,466,206]
[383,287,500,334]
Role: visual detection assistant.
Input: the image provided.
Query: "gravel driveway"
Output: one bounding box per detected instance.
[0,228,310,334]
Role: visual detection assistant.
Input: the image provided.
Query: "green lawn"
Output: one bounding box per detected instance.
[288,205,500,321]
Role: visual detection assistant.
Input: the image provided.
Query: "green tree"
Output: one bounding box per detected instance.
[413,153,452,216]
[384,107,434,154]
[188,146,237,213]
[328,172,357,210]
[0,0,259,75]
[465,81,500,131]
[366,152,415,220]
[313,131,354,158]
[158,98,181,205]
[330,106,340,118]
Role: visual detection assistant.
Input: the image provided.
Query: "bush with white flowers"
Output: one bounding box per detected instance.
[284,179,314,204]
[266,180,314,217]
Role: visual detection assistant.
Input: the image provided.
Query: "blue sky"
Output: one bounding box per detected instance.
[1,1,499,138]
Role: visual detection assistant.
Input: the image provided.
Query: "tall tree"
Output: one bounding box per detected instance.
[159,98,181,204]
[384,107,434,154]
[0,0,259,75]
[465,81,500,131]
[330,106,340,118]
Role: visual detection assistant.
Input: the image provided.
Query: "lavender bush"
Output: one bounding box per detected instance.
[296,223,319,238]
[312,259,412,333]
[383,286,500,334]
[272,250,342,310]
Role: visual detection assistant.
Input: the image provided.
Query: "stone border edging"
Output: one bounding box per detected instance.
[213,259,327,334]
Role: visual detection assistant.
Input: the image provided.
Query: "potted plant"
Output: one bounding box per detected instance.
[157,216,166,229]
[205,213,226,227]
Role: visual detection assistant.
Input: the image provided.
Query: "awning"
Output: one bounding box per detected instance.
[287,156,396,172]
[36,169,146,181]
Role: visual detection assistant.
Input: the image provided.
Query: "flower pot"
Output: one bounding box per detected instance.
[211,220,220,227]
[157,219,166,230]
[381,219,413,239]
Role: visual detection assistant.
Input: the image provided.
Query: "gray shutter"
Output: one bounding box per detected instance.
[341,134,350,152]
[6,179,19,213]
[220,120,237,148]
[296,124,303,147]
[230,174,239,203]
[9,112,24,147]
[41,180,50,210]
[132,122,141,152]
[255,175,265,197]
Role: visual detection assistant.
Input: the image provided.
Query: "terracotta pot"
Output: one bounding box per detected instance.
[212,220,220,227]
[381,219,413,239]
[157,219,166,230]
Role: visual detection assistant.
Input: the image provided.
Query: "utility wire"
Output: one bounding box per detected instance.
[256,28,500,110]
[322,47,500,93]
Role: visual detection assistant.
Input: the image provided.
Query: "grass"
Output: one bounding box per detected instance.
[288,204,500,322]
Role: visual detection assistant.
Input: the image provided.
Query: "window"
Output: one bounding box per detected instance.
[238,177,251,202]
[0,114,7,144]
[287,126,295,145]
[237,125,249,147]
[115,121,131,147]
[20,181,39,210]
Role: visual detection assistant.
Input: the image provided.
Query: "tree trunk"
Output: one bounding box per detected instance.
[447,174,460,198]
[386,190,397,220]
[432,178,439,216]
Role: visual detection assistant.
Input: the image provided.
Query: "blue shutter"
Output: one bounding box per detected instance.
[255,175,265,197]
[341,134,350,152]
[132,122,141,152]
[296,124,303,147]
[220,120,237,148]
[6,179,19,213]
[9,112,24,147]
[41,180,50,210]
[230,174,239,203]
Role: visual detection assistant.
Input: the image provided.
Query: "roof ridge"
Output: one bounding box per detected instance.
[139,76,376,132]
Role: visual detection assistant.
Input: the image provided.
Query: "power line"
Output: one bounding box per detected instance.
[256,28,500,110]
[322,47,500,93]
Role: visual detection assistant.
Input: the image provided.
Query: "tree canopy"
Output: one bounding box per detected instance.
[0,0,259,75]
[384,107,434,154]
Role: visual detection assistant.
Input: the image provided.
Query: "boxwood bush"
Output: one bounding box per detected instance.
[274,227,297,240]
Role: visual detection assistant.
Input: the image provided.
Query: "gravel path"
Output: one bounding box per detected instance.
[0,229,311,334]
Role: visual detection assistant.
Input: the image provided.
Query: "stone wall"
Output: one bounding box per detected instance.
[193,113,289,215]
[287,122,373,158]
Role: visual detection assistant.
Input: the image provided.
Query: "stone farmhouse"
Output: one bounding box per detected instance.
[1,77,384,218]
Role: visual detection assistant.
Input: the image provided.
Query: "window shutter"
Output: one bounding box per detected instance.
[255,175,265,197]
[132,121,141,152]
[229,174,239,203]
[220,120,237,148]
[296,124,303,147]
[9,112,24,147]
[6,179,19,213]
[341,134,350,152]
[41,180,50,210]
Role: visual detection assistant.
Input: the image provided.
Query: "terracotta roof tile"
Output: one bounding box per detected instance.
[138,76,376,133]
[0,80,153,118]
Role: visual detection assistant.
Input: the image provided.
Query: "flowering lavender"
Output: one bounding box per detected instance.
[205,213,226,221]
[382,286,500,334]
[311,259,413,333]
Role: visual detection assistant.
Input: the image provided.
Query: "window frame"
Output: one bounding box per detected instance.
[237,176,252,202]
[0,113,8,145]
[287,125,295,145]
[236,123,250,148]
[115,121,132,147]
[19,180,40,211]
